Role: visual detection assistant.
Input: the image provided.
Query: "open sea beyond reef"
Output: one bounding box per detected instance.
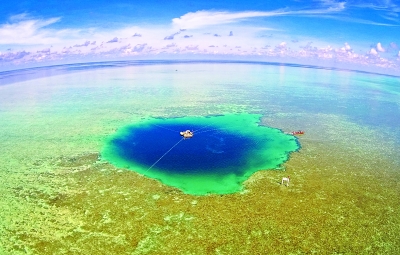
[0,60,399,254]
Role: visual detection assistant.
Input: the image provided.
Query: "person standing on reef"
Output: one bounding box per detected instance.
[281,176,290,186]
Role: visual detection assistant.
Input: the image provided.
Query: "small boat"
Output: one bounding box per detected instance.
[289,130,305,136]
[180,130,194,139]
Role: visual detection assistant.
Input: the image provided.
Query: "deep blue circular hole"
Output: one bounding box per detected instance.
[110,123,260,174]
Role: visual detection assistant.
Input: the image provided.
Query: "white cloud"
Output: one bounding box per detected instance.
[376,42,385,52]
[344,42,351,51]
[370,48,378,55]
[172,7,344,29]
[165,43,176,48]
[303,12,399,26]
[164,31,181,40]
[107,37,119,43]
[0,51,30,61]
[318,0,346,12]
[74,40,91,47]
[164,35,175,40]
[0,16,62,44]
[132,43,147,52]
[37,48,50,54]
[9,13,30,22]
[340,42,351,51]
[186,45,198,50]
[0,14,88,48]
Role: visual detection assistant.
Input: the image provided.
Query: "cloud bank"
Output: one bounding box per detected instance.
[0,7,399,74]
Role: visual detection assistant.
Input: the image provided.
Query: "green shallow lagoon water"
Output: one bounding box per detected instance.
[102,113,300,195]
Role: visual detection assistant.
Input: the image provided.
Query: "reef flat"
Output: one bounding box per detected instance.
[0,61,399,254]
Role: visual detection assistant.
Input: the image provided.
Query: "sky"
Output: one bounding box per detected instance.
[0,0,399,72]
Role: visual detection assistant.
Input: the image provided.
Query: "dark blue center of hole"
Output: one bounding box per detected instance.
[111,123,260,174]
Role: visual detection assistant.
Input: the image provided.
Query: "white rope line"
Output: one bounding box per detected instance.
[192,123,214,133]
[151,124,179,133]
[146,138,184,172]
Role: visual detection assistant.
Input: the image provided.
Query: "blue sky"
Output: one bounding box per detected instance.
[0,0,399,71]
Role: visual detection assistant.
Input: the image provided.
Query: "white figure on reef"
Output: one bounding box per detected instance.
[281,176,290,186]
